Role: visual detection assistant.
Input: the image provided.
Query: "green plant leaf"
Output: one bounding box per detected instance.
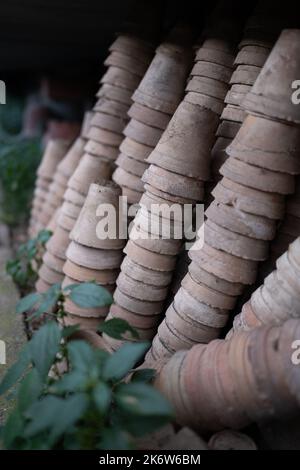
[99,428,132,450]
[37,229,52,245]
[115,382,173,417]
[34,283,62,317]
[2,408,25,449]
[25,393,89,442]
[131,368,156,383]
[29,322,62,379]
[16,292,41,314]
[102,342,149,382]
[0,344,31,395]
[116,412,171,438]
[18,369,43,412]
[68,282,113,308]
[61,325,79,338]
[67,340,97,372]
[99,318,139,340]
[50,370,88,394]
[92,382,111,414]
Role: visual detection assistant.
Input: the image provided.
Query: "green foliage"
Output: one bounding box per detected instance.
[99,317,139,340]
[0,321,172,450]
[6,229,52,290]
[0,137,42,225]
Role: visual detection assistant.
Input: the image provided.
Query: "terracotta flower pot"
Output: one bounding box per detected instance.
[230,65,261,86]
[216,120,241,139]
[56,211,77,232]
[220,105,245,123]
[191,61,233,83]
[128,102,171,130]
[184,92,224,115]
[119,136,153,162]
[114,287,164,315]
[234,45,270,67]
[104,51,150,77]
[43,251,65,273]
[112,167,144,193]
[84,139,119,162]
[64,188,86,207]
[144,183,196,205]
[60,201,81,220]
[94,97,128,120]
[68,153,113,194]
[116,271,168,301]
[35,278,52,293]
[96,83,132,106]
[110,303,160,329]
[63,313,104,331]
[120,256,173,287]
[195,45,234,68]
[225,84,252,107]
[124,240,176,272]
[46,225,70,260]
[56,137,85,179]
[188,261,244,296]
[123,119,163,147]
[100,66,141,91]
[147,101,219,180]
[90,111,127,135]
[63,259,119,284]
[38,263,64,285]
[37,139,70,179]
[109,34,154,63]
[243,30,300,124]
[70,182,125,250]
[186,76,229,101]
[66,241,123,270]
[87,126,123,147]
[115,153,148,177]
[130,224,182,256]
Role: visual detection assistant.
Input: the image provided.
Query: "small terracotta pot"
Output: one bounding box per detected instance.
[184,92,224,115]
[94,96,128,119]
[35,176,50,190]
[135,206,184,239]
[114,287,164,315]
[63,313,104,331]
[128,102,170,130]
[63,259,118,284]
[211,137,231,179]
[68,153,113,194]
[66,241,123,270]
[38,263,64,285]
[100,66,140,91]
[37,139,70,179]
[84,139,119,162]
[189,242,258,285]
[60,201,81,219]
[206,200,276,240]
[70,182,125,250]
[147,101,219,180]
[109,34,153,63]
[96,83,132,106]
[110,303,160,328]
[64,187,86,206]
[142,165,204,201]
[186,76,229,101]
[124,240,176,272]
[43,251,65,273]
[130,224,182,256]
[144,184,196,205]
[123,119,163,147]
[220,157,295,195]
[121,256,173,287]
[212,177,285,220]
[91,111,127,134]
[112,167,144,192]
[87,126,123,147]
[46,225,70,260]
[116,271,168,301]
[35,278,52,293]
[56,211,77,232]
[195,46,234,68]
[188,261,244,296]
[122,186,144,205]
[234,45,270,67]
[230,65,261,86]
[191,61,232,83]
[225,84,251,107]
[220,105,245,123]
[56,137,85,179]
[104,51,149,77]
[120,136,152,162]
[243,30,300,124]
[216,119,241,139]
[227,114,300,175]
[115,153,148,177]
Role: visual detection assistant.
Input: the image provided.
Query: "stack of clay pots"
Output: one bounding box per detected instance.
[60,182,125,332]
[208,430,257,450]
[38,112,93,230]
[209,6,293,188]
[35,33,155,293]
[230,236,300,334]
[29,139,71,237]
[155,318,300,432]
[112,26,194,206]
[103,30,239,352]
[145,29,300,365]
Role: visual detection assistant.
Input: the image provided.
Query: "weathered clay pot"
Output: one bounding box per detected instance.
[56,137,85,179]
[188,262,244,296]
[225,84,251,106]
[230,65,261,86]
[96,83,132,106]
[135,207,183,239]
[37,139,70,179]
[61,201,81,220]
[132,42,191,114]
[147,101,219,180]
[216,120,241,139]
[130,224,182,256]
[123,119,163,147]
[186,76,229,101]
[109,34,153,63]
[124,240,176,271]
[234,45,270,67]
[243,30,300,124]
[227,114,300,174]
[35,278,52,293]
[35,176,50,190]
[112,167,144,192]
[68,154,113,194]
[220,157,295,194]
[182,272,237,309]
[63,313,104,331]
[184,92,224,115]
[104,51,149,77]
[142,165,204,201]
[70,182,125,250]
[91,111,127,134]
[115,153,148,177]
[191,61,232,83]
[120,136,152,162]
[64,188,86,207]
[144,183,196,205]
[212,177,285,220]
[94,97,128,119]
[46,225,70,260]
[220,105,245,123]
[121,256,173,287]
[66,241,123,270]
[116,271,168,301]
[195,45,234,68]
[38,263,64,285]
[84,139,119,162]
[101,66,141,91]
[63,259,119,284]
[114,287,164,315]
[121,186,143,205]
[206,200,276,240]
[109,303,160,329]
[189,242,258,285]
[128,102,170,130]
[87,126,123,147]
[43,251,65,273]
[56,211,77,232]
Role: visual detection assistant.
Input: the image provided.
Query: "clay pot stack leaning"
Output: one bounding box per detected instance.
[39,112,93,231]
[112,27,194,206]
[35,33,155,293]
[29,139,71,237]
[155,318,300,432]
[58,182,125,333]
[209,8,294,188]
[103,35,237,352]
[229,236,300,335]
[145,29,300,366]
